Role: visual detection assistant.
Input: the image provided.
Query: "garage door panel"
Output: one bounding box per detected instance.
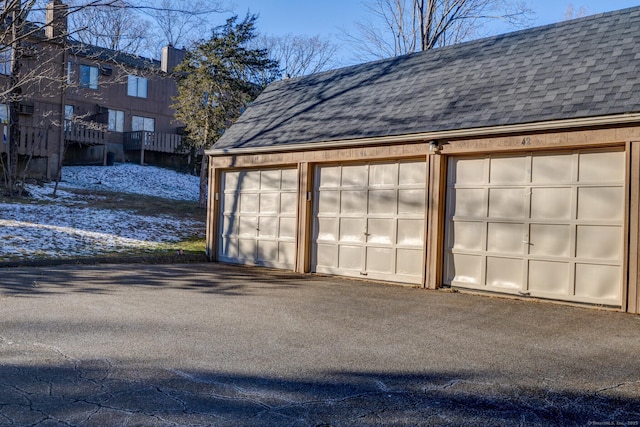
[238,216,258,236]
[451,158,484,184]
[488,188,526,218]
[258,217,277,237]
[279,242,296,265]
[576,226,622,260]
[318,190,339,214]
[260,169,281,190]
[486,257,522,289]
[490,156,528,184]
[531,154,573,183]
[397,249,424,276]
[530,188,572,220]
[368,218,394,244]
[446,149,624,306]
[319,166,341,187]
[366,247,393,273]
[259,193,279,213]
[221,216,239,236]
[579,151,625,182]
[342,165,367,187]
[487,222,523,254]
[224,171,240,189]
[339,218,365,242]
[450,254,482,285]
[397,219,424,246]
[452,221,483,251]
[339,246,362,270]
[453,188,486,217]
[280,192,297,214]
[341,190,367,213]
[221,238,238,259]
[240,193,259,213]
[223,194,237,213]
[399,161,426,185]
[313,161,426,284]
[257,240,277,263]
[238,238,256,259]
[219,168,297,269]
[239,171,260,190]
[316,244,337,268]
[316,218,337,241]
[368,190,397,214]
[370,163,397,186]
[529,224,571,257]
[577,187,624,221]
[528,260,570,294]
[279,218,296,240]
[281,169,298,189]
[399,189,426,214]
[575,264,620,301]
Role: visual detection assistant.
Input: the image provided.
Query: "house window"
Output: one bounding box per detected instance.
[108,109,124,132]
[64,105,73,131]
[80,65,99,89]
[0,104,9,124]
[0,46,12,75]
[67,61,71,84]
[0,103,9,143]
[131,115,154,132]
[127,75,148,98]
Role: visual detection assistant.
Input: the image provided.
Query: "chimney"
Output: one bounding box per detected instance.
[45,0,68,40]
[161,45,186,73]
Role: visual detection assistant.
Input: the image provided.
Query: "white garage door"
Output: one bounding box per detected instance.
[218,168,297,269]
[444,149,625,306]
[312,161,426,284]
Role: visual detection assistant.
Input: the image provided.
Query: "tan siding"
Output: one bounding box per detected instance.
[207,126,640,312]
[628,142,640,313]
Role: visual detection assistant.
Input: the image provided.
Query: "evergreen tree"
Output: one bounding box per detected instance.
[172,15,280,208]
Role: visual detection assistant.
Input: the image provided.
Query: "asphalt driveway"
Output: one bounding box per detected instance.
[0,263,639,426]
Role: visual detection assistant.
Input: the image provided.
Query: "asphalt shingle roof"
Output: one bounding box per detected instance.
[214,6,640,151]
[68,40,161,71]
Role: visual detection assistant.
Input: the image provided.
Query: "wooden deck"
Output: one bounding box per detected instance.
[123,131,185,164]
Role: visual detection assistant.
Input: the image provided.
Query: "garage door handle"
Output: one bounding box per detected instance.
[522,240,532,245]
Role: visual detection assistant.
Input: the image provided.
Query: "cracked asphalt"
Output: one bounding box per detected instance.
[0,262,639,426]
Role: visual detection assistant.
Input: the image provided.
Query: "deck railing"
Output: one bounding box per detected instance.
[64,125,107,146]
[0,124,52,157]
[123,131,185,164]
[123,131,184,153]
[0,126,187,166]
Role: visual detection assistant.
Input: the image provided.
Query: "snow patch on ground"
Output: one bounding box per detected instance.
[31,163,200,202]
[1,163,204,261]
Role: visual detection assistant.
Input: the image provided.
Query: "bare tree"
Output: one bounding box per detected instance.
[0,0,72,194]
[67,0,149,54]
[143,0,225,53]
[66,0,226,58]
[0,0,178,195]
[256,33,339,78]
[563,4,588,21]
[344,0,533,60]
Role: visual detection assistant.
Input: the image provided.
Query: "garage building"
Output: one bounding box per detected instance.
[206,7,640,313]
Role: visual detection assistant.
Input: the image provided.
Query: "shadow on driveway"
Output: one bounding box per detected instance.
[1,363,638,426]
